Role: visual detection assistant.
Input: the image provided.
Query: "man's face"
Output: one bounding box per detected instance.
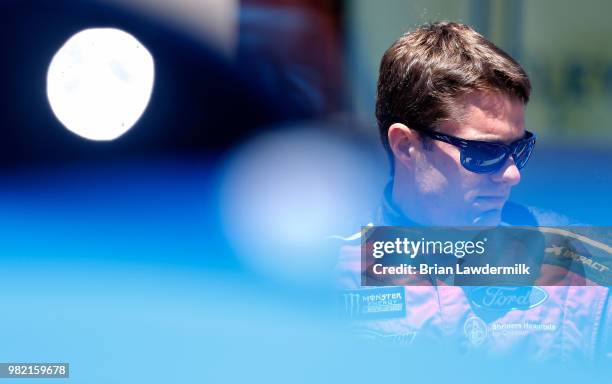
[393,91,525,226]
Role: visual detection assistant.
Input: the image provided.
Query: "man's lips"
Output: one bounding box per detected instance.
[473,195,508,209]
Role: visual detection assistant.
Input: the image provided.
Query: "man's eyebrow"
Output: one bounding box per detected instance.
[469,134,505,142]
[470,133,524,144]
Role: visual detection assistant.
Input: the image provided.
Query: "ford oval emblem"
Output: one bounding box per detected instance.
[468,286,548,311]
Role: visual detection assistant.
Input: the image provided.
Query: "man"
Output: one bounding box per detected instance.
[336,22,611,362]
[377,21,542,227]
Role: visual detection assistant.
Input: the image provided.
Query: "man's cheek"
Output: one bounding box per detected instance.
[460,174,489,201]
[415,166,448,195]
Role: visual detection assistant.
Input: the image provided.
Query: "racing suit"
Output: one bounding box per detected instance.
[335,183,611,362]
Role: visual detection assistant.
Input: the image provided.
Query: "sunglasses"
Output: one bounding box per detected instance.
[410,127,536,174]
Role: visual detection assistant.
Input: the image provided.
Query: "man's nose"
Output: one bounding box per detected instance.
[491,157,521,186]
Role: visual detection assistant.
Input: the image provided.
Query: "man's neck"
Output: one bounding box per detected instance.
[389,178,431,226]
[383,180,423,226]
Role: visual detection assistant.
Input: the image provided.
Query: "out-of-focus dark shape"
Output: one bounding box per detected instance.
[0,0,345,169]
[239,0,344,118]
[107,0,239,56]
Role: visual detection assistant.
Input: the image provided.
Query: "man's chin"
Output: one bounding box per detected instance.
[471,209,502,226]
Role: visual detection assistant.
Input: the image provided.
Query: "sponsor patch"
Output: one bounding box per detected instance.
[464,315,557,346]
[341,287,406,320]
[464,316,488,346]
[489,321,556,337]
[468,286,548,312]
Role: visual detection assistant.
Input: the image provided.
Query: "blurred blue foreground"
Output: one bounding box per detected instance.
[0,154,610,383]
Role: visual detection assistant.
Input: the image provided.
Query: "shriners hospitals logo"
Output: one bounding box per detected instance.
[464,316,488,346]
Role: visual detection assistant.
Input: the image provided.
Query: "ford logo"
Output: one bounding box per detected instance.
[468,286,548,311]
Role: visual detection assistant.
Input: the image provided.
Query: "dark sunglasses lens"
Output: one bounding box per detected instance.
[461,143,508,173]
[512,138,535,169]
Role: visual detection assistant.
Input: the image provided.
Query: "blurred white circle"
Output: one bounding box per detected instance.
[219,125,384,285]
[46,28,155,141]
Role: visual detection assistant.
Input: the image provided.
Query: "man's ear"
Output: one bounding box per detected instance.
[388,123,418,168]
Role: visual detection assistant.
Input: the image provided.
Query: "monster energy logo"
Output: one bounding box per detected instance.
[341,287,406,320]
[343,293,361,318]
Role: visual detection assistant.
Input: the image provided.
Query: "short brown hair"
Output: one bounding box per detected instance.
[376,21,531,168]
